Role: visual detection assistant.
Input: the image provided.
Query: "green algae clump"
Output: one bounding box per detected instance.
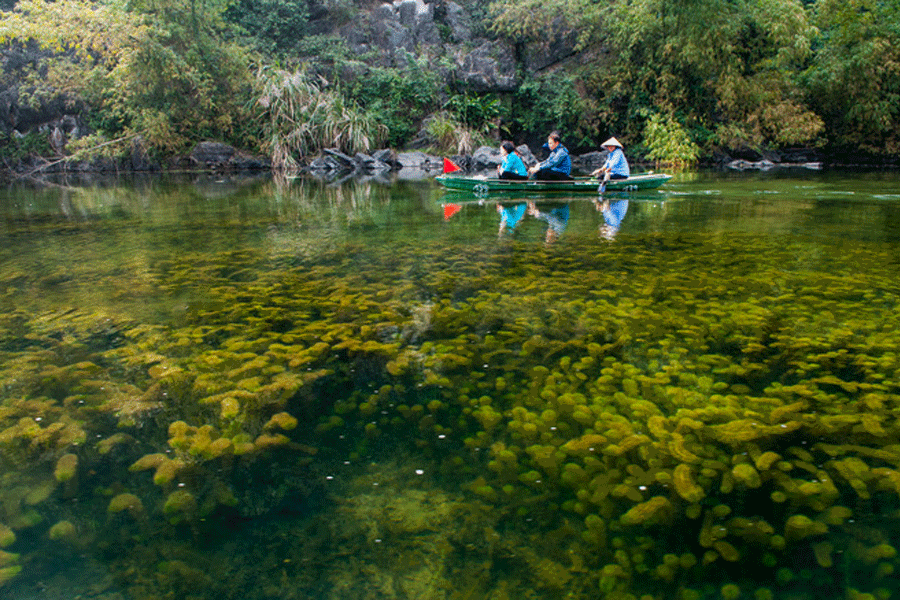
[48,520,77,542]
[0,524,14,548]
[108,493,145,518]
[621,496,672,526]
[732,463,762,488]
[0,565,22,586]
[54,453,78,482]
[784,514,827,541]
[674,464,706,503]
[264,411,298,431]
[163,490,197,523]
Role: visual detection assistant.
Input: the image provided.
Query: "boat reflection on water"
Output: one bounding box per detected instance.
[442,194,634,244]
[495,200,570,243]
[594,197,629,240]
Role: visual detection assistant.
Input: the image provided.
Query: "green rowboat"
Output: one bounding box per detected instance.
[436,172,672,196]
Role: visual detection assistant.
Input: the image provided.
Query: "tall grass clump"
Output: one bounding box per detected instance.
[257,68,386,172]
[424,112,492,155]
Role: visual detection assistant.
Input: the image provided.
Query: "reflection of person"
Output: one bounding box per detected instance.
[595,198,629,240]
[497,141,528,180]
[528,131,572,180]
[497,202,527,236]
[528,201,569,244]
[592,137,630,180]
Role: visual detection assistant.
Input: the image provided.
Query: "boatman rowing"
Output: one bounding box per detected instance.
[528,131,573,181]
[592,137,630,180]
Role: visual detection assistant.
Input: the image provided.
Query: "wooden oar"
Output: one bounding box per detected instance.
[598,172,611,194]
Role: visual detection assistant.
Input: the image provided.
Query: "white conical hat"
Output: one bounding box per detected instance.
[602,137,623,148]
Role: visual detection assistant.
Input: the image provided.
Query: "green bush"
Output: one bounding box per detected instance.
[345,63,442,149]
[0,130,52,164]
[423,112,492,155]
[224,0,309,57]
[443,93,504,136]
[642,112,699,169]
[509,72,600,149]
[1,0,256,154]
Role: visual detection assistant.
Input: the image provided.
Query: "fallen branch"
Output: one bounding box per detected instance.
[20,134,138,178]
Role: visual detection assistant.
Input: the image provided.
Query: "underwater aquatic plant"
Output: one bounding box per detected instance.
[1,220,899,599]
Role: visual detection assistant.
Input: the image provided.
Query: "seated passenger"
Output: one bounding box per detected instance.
[592,137,630,180]
[497,141,528,180]
[528,131,572,181]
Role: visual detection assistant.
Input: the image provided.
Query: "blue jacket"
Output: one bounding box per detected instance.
[500,153,528,177]
[603,147,630,178]
[539,143,572,175]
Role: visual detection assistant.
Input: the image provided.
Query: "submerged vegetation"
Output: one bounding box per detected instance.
[1,0,900,166]
[1,179,899,598]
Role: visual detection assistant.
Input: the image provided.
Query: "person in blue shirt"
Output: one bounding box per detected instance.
[592,137,630,180]
[528,131,572,180]
[497,141,528,180]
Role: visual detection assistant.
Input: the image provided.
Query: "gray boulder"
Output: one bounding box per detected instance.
[441,1,473,43]
[372,148,399,167]
[324,148,356,168]
[573,151,607,170]
[516,145,538,167]
[455,41,517,91]
[727,159,775,171]
[354,152,391,172]
[191,141,235,166]
[471,145,502,170]
[522,17,579,72]
[395,151,442,169]
[345,0,439,62]
[132,137,161,171]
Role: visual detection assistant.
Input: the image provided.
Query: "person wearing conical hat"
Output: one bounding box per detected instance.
[592,137,630,180]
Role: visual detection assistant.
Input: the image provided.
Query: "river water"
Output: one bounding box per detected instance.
[0,169,899,600]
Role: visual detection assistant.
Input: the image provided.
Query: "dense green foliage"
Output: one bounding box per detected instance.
[509,72,601,149]
[0,131,52,166]
[1,0,899,164]
[344,59,443,149]
[642,112,701,168]
[490,0,828,154]
[803,0,900,154]
[0,0,254,152]
[224,0,309,56]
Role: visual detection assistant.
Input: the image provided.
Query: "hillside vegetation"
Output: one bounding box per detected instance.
[1,0,898,168]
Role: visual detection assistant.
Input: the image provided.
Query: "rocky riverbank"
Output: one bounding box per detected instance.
[3,140,618,181]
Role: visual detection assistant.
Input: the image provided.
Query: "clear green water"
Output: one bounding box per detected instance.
[1,170,899,600]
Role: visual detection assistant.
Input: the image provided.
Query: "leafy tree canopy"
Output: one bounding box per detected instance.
[490,0,825,155]
[1,0,254,152]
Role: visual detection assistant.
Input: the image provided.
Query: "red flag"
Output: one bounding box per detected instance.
[443,158,461,174]
[443,203,462,220]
